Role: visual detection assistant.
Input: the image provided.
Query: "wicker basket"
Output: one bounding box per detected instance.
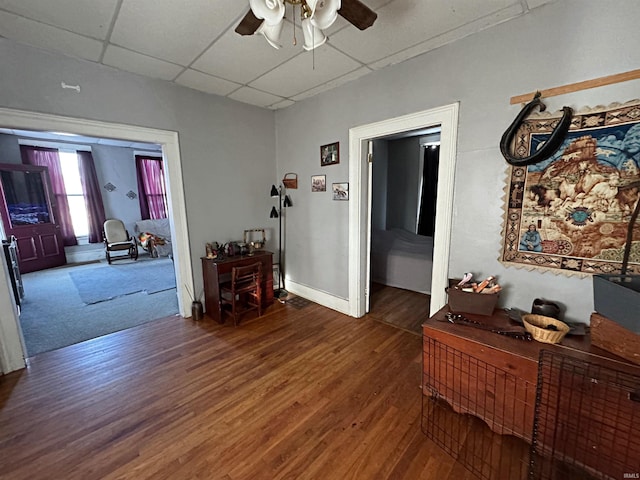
[282,173,298,189]
[522,314,570,344]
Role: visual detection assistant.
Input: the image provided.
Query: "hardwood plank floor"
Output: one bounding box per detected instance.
[1,299,480,480]
[367,283,430,336]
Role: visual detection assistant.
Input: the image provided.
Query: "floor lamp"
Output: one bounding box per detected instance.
[270,184,292,300]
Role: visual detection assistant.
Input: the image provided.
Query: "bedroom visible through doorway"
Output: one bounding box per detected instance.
[348,103,459,319]
[367,129,440,334]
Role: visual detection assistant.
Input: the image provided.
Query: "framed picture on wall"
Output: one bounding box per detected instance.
[311,175,326,192]
[321,142,339,166]
[332,182,349,200]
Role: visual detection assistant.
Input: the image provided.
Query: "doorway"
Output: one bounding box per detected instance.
[0,107,193,372]
[347,104,459,318]
[366,132,440,334]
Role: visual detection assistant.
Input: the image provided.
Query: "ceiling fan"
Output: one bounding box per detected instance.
[235,0,377,51]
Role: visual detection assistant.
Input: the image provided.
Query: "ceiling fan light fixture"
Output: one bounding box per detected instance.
[307,0,341,30]
[249,0,285,25]
[301,18,327,50]
[256,20,284,48]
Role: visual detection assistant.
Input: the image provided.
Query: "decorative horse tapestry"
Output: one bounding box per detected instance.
[501,100,640,276]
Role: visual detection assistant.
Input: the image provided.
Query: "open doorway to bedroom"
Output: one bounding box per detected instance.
[367,129,440,335]
[347,103,459,327]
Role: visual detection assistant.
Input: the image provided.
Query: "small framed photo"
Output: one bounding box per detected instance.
[332,182,349,201]
[311,175,326,192]
[321,142,339,166]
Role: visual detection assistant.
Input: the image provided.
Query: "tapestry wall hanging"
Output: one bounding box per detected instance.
[501,99,640,276]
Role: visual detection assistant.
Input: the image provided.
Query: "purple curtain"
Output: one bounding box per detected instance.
[20,145,78,246]
[135,155,167,220]
[78,151,106,243]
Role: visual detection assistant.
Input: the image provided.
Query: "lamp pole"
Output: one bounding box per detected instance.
[270,185,287,299]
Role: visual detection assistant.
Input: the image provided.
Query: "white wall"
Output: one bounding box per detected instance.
[274,0,640,323]
[0,37,276,372]
[0,37,276,293]
[92,144,146,233]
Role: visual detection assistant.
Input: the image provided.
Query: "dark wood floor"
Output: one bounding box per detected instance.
[368,283,430,336]
[0,297,484,480]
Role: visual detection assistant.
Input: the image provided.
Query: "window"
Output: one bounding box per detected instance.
[59,150,89,238]
[136,155,168,219]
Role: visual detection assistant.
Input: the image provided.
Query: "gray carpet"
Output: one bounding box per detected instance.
[69,257,176,304]
[19,256,179,357]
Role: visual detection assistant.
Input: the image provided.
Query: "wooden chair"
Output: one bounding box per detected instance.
[220,262,262,326]
[103,219,138,264]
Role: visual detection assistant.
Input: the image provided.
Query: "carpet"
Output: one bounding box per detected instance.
[69,257,176,304]
[19,257,179,357]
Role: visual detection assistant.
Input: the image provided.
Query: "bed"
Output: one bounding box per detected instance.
[370,228,433,294]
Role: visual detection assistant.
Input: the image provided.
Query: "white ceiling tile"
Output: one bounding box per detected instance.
[0,0,118,39]
[290,67,371,101]
[331,0,521,65]
[175,69,241,97]
[228,87,285,108]
[369,2,524,70]
[0,11,104,61]
[526,0,557,9]
[0,0,553,109]
[192,26,301,85]
[110,0,247,66]
[103,45,184,81]
[249,46,362,98]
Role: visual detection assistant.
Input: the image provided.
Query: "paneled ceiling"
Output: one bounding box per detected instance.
[0,0,554,110]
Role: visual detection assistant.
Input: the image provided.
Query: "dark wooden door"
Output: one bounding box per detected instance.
[0,163,66,273]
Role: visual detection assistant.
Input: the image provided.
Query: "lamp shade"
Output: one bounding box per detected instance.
[270,206,279,218]
[283,194,292,207]
[301,18,327,51]
[256,20,284,49]
[308,0,341,30]
[249,0,285,25]
[270,184,279,197]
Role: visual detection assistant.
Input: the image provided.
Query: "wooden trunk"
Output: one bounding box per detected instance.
[422,306,640,478]
[590,312,640,365]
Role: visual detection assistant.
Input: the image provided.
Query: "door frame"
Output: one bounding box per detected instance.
[0,107,192,373]
[348,103,459,317]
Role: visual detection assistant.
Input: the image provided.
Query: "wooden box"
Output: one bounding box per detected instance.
[590,312,640,365]
[593,274,640,334]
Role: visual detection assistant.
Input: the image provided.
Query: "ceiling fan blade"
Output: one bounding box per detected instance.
[338,0,377,31]
[235,9,262,36]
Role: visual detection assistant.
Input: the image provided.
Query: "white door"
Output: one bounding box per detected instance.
[365,140,373,313]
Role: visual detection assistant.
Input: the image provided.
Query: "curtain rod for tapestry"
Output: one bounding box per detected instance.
[510,68,640,105]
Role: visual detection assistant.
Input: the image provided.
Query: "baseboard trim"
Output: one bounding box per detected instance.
[284,280,350,316]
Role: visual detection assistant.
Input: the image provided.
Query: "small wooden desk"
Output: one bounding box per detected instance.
[201,251,274,323]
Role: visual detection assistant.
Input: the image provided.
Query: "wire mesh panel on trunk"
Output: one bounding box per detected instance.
[530,350,640,480]
[421,336,532,480]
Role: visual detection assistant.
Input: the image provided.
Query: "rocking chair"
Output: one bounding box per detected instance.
[103,219,138,264]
